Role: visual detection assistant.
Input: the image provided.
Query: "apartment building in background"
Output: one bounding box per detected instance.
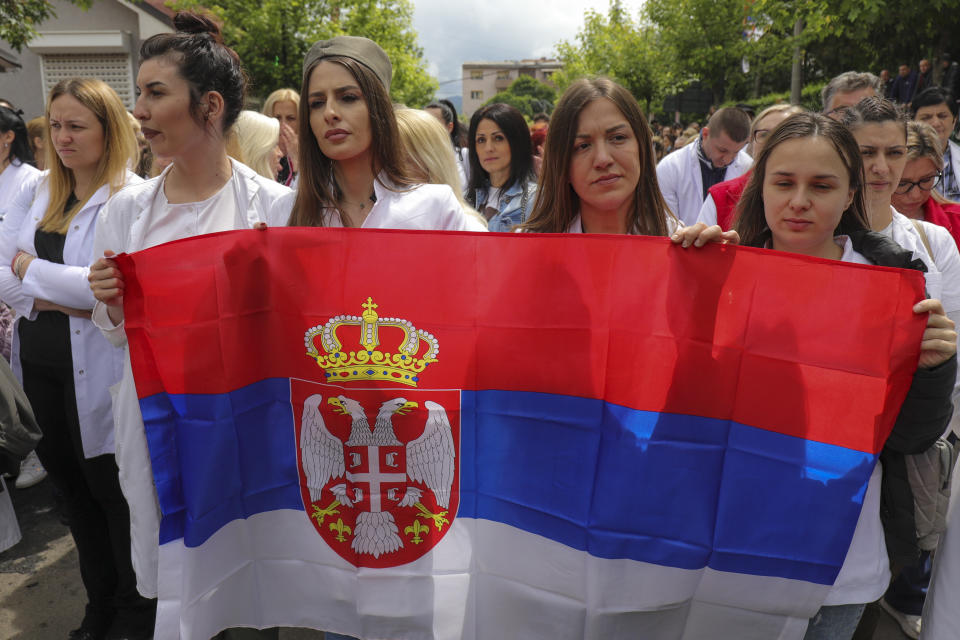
[461,58,562,117]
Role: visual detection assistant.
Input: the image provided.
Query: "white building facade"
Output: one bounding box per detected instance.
[461,58,562,118]
[0,0,173,120]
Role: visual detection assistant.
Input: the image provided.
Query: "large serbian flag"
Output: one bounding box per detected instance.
[117,227,925,640]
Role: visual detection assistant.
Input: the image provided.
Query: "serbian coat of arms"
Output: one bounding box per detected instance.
[292,298,461,568]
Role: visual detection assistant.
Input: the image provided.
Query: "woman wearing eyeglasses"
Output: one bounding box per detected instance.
[696,104,804,230]
[911,87,960,201]
[891,121,960,249]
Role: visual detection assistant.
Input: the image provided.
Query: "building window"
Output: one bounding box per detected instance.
[470,90,483,100]
[496,70,511,80]
[470,70,483,80]
[40,53,135,109]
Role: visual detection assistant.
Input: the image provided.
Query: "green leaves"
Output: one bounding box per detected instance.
[2,0,96,50]
[553,1,667,109]
[484,75,556,118]
[558,0,960,112]
[172,0,436,104]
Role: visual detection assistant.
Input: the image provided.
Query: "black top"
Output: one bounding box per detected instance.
[18,195,76,368]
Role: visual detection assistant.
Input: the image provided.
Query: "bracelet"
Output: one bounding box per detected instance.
[12,253,25,280]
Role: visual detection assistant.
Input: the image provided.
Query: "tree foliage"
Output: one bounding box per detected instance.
[559,0,960,111]
[484,75,556,118]
[644,0,746,104]
[2,0,93,51]
[172,0,437,105]
[553,1,666,109]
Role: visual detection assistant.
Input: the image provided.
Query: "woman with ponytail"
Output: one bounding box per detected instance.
[0,106,40,216]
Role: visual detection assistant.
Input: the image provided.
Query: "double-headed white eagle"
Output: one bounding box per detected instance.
[300,394,455,557]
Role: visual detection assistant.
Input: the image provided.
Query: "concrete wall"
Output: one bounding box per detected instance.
[0,0,153,119]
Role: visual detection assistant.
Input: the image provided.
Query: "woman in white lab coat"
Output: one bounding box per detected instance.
[0,77,155,640]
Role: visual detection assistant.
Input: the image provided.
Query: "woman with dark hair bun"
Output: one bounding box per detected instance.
[87,12,293,623]
[0,106,40,217]
[466,103,537,231]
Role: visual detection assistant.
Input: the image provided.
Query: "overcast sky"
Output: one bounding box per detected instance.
[411,0,645,100]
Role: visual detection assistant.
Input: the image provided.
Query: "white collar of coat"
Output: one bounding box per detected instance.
[36,169,138,211]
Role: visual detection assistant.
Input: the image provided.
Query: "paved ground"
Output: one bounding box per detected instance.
[0,477,912,639]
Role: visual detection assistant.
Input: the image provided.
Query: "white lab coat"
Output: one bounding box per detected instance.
[656,140,751,226]
[0,161,40,220]
[0,171,141,458]
[92,159,293,598]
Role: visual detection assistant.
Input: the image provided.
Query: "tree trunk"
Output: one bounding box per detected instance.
[790,18,803,105]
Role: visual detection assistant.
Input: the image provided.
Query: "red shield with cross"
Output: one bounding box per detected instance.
[292,379,461,568]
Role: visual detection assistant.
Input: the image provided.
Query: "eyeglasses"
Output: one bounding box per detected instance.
[895,172,942,194]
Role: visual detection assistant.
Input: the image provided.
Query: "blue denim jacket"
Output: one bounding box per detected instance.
[474,179,537,232]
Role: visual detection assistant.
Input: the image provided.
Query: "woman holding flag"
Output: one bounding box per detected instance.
[519,75,732,249]
[87,11,291,640]
[733,110,957,639]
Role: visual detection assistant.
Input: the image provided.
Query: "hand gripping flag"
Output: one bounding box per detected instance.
[116,228,926,640]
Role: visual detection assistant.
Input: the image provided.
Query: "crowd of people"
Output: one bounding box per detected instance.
[0,10,959,640]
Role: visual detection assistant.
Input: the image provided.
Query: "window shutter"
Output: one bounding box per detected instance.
[40,53,135,110]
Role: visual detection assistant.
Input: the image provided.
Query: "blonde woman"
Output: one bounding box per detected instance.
[233,110,284,181]
[0,77,155,640]
[890,121,960,248]
[262,87,300,185]
[25,116,46,171]
[396,108,485,226]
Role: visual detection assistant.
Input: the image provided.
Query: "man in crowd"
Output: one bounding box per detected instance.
[941,54,960,104]
[880,69,893,98]
[655,107,751,225]
[891,63,919,104]
[821,71,881,120]
[916,58,933,97]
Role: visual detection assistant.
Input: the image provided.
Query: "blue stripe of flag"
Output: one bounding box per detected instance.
[141,378,875,586]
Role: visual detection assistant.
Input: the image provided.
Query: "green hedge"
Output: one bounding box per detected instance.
[722,82,827,113]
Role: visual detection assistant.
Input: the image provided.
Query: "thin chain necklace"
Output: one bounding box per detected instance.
[338,192,376,226]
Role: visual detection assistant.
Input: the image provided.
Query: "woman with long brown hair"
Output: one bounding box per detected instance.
[288,36,482,231]
[521,76,731,248]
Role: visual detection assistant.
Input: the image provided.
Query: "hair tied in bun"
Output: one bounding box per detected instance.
[172,11,224,44]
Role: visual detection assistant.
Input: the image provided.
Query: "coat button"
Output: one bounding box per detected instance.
[75,330,80,335]
[78,370,84,375]
[74,225,79,230]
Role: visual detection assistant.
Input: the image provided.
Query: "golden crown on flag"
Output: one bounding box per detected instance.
[304,297,439,387]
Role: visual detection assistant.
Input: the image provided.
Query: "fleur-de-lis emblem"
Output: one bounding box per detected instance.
[404,519,430,544]
[330,518,352,542]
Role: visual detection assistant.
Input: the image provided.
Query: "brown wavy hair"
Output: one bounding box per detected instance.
[288,56,415,227]
[520,77,674,235]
